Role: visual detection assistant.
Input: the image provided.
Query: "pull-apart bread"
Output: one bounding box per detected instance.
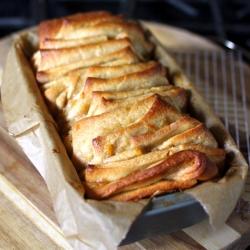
[32,11,226,201]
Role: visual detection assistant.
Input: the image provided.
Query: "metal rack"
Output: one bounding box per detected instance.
[169,49,250,213]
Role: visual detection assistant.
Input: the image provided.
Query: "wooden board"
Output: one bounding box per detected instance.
[0,22,250,250]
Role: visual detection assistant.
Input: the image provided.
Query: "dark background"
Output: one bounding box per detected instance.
[0,0,250,52]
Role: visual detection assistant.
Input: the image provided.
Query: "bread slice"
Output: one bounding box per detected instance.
[83,149,218,200]
[109,179,198,202]
[36,46,139,83]
[42,35,108,49]
[38,38,135,71]
[89,87,187,116]
[39,11,124,47]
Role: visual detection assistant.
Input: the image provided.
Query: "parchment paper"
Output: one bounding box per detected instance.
[1,27,248,249]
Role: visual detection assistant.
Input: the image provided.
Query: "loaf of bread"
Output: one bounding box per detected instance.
[31,11,225,201]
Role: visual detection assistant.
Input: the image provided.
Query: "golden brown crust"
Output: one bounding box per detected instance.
[39,11,121,47]
[87,86,175,116]
[81,63,168,112]
[83,149,217,200]
[91,85,176,102]
[64,21,154,57]
[84,143,225,183]
[92,95,182,163]
[72,94,167,168]
[168,143,226,175]
[39,38,134,71]
[157,123,218,150]
[36,46,139,83]
[42,35,108,49]
[89,87,187,116]
[84,61,157,80]
[131,116,200,149]
[84,147,173,182]
[109,179,197,202]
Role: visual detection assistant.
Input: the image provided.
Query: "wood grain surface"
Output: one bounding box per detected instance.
[0,22,250,250]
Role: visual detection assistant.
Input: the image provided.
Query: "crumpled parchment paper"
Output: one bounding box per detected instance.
[1,27,248,249]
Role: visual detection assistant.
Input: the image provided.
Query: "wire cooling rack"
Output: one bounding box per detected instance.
[168,49,250,211]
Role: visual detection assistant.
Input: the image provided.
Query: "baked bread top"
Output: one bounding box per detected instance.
[32,11,225,201]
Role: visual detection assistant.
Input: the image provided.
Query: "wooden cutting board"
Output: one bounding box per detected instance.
[0,22,250,250]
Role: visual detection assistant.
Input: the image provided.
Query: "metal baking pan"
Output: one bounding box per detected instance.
[120,193,207,245]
